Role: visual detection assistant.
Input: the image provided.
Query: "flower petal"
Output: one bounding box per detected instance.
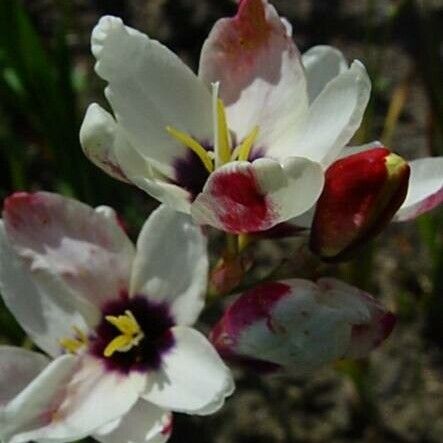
[191,157,324,234]
[94,400,172,443]
[2,355,146,443]
[80,103,131,183]
[0,221,97,357]
[211,278,393,373]
[80,103,193,213]
[3,192,135,310]
[302,45,348,102]
[92,15,213,176]
[290,60,371,166]
[317,278,396,358]
[143,326,234,415]
[0,347,49,408]
[130,205,208,326]
[199,0,308,160]
[394,156,443,221]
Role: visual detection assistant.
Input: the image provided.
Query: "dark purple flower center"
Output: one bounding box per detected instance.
[172,148,211,201]
[90,294,175,374]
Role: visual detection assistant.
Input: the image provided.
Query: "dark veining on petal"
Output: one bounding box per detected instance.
[90,294,175,374]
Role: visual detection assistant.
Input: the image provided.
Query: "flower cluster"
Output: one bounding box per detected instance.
[1,0,442,442]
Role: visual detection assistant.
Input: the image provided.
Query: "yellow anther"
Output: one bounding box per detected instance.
[59,338,84,354]
[216,99,231,166]
[233,126,259,162]
[104,310,144,358]
[166,126,214,173]
[60,326,89,354]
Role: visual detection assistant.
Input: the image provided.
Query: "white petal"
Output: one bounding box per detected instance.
[0,347,49,408]
[0,222,97,357]
[235,280,353,373]
[199,0,308,161]
[3,192,135,309]
[3,355,146,443]
[191,158,324,234]
[92,15,213,176]
[143,326,234,415]
[130,205,208,326]
[302,45,348,102]
[81,104,192,213]
[0,355,77,443]
[94,400,172,443]
[113,138,192,214]
[394,156,443,221]
[80,103,131,183]
[290,60,371,166]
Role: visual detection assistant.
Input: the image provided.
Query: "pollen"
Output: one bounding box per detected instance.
[60,326,88,354]
[166,96,260,174]
[103,310,144,358]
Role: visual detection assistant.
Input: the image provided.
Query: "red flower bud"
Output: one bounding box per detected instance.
[310,148,410,261]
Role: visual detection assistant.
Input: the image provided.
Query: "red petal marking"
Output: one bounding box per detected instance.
[231,0,272,53]
[210,281,290,355]
[161,414,173,436]
[350,311,396,352]
[202,0,295,104]
[210,167,276,233]
[311,148,409,260]
[3,192,46,229]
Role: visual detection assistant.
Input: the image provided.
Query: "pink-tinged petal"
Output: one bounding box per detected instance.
[211,278,393,373]
[2,355,146,443]
[0,222,97,357]
[290,60,371,166]
[92,16,213,177]
[130,205,208,326]
[143,326,234,415]
[191,158,324,234]
[94,400,171,443]
[0,355,77,443]
[0,347,49,408]
[210,281,292,358]
[80,103,131,183]
[317,278,396,358]
[3,192,135,310]
[394,156,443,221]
[199,0,308,159]
[302,45,348,103]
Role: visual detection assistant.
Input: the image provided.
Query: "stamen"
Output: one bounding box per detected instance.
[104,310,144,358]
[233,126,259,162]
[216,99,231,166]
[166,126,214,173]
[60,326,88,354]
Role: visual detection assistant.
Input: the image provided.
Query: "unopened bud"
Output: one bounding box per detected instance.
[310,148,410,261]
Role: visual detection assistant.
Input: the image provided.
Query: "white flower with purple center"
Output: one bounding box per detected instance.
[0,192,234,443]
[80,0,367,234]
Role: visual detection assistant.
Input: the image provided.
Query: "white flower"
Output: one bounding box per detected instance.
[81,0,377,233]
[0,192,234,443]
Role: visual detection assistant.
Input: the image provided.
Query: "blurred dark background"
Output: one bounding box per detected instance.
[1,1,443,442]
